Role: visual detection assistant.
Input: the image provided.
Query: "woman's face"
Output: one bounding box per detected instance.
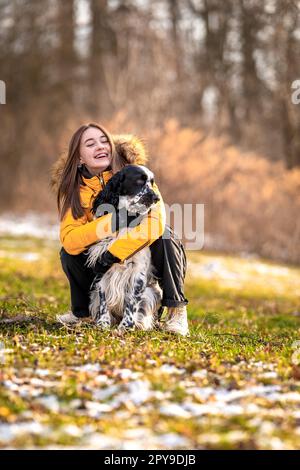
[79,127,112,176]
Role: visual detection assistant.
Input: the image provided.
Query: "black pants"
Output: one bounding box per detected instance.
[60,225,188,318]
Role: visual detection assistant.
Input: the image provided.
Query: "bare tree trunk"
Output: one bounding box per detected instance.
[88,0,117,116]
[55,0,76,104]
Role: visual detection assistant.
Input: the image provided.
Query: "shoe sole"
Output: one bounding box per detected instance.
[56,316,81,329]
[162,324,190,337]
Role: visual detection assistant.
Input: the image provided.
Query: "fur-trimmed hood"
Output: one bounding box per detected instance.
[51,134,148,192]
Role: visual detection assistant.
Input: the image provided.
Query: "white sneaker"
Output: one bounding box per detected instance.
[163,306,190,337]
[56,311,81,327]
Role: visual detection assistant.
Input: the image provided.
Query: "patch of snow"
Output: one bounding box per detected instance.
[109,380,153,408]
[159,403,191,418]
[126,380,152,405]
[114,369,141,380]
[68,399,82,409]
[73,363,101,373]
[85,401,114,417]
[37,395,60,413]
[258,371,278,379]
[62,424,82,437]
[252,263,290,277]
[0,212,59,240]
[183,401,260,417]
[94,374,112,385]
[82,432,122,449]
[92,384,120,401]
[34,369,50,377]
[192,369,208,379]
[0,422,46,443]
[159,364,186,375]
[187,384,281,404]
[158,433,190,448]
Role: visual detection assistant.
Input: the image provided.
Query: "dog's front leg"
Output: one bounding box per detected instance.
[118,275,146,332]
[94,286,111,330]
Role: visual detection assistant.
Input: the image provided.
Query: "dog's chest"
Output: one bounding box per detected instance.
[100,248,151,311]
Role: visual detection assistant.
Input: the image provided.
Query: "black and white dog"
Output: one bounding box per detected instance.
[86,165,162,332]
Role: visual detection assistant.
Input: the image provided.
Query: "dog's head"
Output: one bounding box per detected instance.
[92,165,160,217]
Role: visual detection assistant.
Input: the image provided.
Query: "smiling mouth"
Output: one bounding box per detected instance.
[94,153,109,159]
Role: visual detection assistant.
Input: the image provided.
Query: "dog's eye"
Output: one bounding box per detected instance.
[137,178,146,185]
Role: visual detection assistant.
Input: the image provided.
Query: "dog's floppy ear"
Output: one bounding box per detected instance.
[92,172,125,215]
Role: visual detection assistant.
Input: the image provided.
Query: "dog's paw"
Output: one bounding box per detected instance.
[114,323,135,336]
[95,318,111,330]
[111,328,126,338]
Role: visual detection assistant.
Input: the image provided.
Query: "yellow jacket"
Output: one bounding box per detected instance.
[54,135,166,261]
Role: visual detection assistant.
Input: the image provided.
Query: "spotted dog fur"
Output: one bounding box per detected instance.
[87,165,163,332]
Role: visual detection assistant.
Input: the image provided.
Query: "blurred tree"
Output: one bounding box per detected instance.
[0,0,53,208]
[272,0,300,168]
[54,0,77,107]
[88,0,117,115]
[1,0,300,212]
[239,0,264,121]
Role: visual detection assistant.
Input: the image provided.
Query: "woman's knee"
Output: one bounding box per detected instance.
[150,226,172,249]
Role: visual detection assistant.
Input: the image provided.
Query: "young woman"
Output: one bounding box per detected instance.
[52,123,189,336]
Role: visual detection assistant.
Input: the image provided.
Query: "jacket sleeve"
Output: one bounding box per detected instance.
[108,182,166,262]
[60,209,114,255]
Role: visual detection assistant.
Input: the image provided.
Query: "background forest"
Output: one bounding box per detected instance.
[1,0,300,261]
[1,1,300,451]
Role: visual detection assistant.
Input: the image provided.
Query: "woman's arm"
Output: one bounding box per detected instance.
[107,182,166,262]
[60,182,166,259]
[60,210,114,255]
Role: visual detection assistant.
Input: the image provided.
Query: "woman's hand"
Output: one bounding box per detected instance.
[93,250,121,276]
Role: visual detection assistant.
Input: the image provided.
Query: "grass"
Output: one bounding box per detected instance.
[0,236,300,449]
